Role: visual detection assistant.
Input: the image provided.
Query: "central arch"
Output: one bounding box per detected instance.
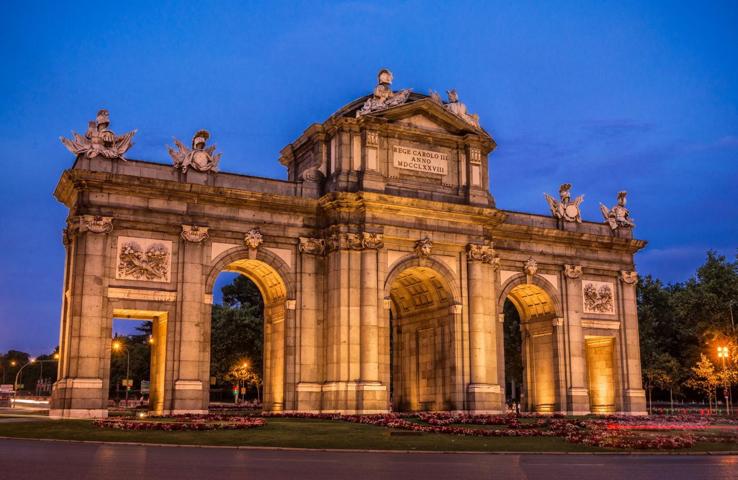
[385,257,460,411]
[205,247,293,412]
[499,274,562,413]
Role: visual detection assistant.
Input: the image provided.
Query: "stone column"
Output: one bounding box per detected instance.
[465,243,503,413]
[552,317,568,413]
[619,271,647,414]
[50,215,113,419]
[563,265,590,415]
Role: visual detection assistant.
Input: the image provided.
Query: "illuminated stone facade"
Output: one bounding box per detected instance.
[50,72,647,418]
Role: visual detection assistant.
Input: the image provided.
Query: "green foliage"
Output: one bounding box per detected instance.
[210,276,264,384]
[109,333,151,396]
[638,250,738,403]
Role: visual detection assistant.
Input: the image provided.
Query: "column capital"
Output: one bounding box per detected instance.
[620,270,638,285]
[181,225,209,243]
[78,215,113,234]
[361,232,384,250]
[466,242,495,264]
[564,264,583,279]
[299,236,326,255]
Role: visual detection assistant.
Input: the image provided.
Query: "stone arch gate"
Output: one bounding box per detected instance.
[51,73,647,418]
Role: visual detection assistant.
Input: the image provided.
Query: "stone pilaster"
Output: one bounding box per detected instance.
[295,237,323,411]
[563,266,591,415]
[50,215,113,418]
[619,271,647,414]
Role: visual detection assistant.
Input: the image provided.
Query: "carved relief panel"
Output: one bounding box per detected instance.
[115,236,172,282]
[582,280,615,315]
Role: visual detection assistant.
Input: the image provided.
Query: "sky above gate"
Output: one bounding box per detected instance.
[1,0,737,354]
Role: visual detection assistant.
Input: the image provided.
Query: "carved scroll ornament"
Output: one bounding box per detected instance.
[79,215,113,234]
[299,237,326,256]
[564,264,583,279]
[181,225,209,243]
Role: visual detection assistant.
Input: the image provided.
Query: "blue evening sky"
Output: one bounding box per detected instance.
[1,1,736,354]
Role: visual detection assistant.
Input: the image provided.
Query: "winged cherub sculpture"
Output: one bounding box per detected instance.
[168,130,221,174]
[60,109,136,161]
[544,183,584,223]
[600,191,635,230]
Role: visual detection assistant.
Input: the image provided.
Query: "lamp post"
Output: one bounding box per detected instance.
[112,340,131,405]
[717,346,730,415]
[13,358,36,392]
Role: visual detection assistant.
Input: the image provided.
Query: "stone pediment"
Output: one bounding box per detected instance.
[361,98,493,141]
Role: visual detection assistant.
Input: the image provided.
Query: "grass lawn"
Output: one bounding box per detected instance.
[0,417,736,453]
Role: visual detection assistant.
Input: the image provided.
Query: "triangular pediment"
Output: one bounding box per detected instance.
[366,98,492,140]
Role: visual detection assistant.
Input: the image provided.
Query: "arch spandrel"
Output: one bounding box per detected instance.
[205,246,295,303]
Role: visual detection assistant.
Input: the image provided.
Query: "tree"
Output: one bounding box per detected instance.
[225,361,262,403]
[687,354,719,412]
[503,300,523,403]
[210,276,264,387]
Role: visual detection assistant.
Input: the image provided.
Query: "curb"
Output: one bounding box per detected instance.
[1,436,737,456]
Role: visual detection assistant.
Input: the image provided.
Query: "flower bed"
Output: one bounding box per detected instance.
[93,415,265,431]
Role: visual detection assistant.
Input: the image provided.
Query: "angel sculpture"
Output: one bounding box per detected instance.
[60,109,136,161]
[168,130,221,174]
[544,183,584,223]
[600,191,635,231]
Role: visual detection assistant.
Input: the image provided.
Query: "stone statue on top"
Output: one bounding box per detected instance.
[356,68,411,116]
[60,109,136,161]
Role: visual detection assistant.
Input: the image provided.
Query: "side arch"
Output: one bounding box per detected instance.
[497,273,562,319]
[384,254,462,305]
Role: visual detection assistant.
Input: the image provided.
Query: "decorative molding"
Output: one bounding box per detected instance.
[116,236,172,283]
[174,380,203,391]
[582,280,616,315]
[285,299,297,310]
[383,298,392,310]
[79,215,113,234]
[466,242,495,263]
[468,147,482,164]
[582,319,621,330]
[298,237,326,255]
[620,270,638,285]
[181,225,209,243]
[361,232,384,249]
[552,318,564,327]
[491,256,501,271]
[564,264,583,279]
[243,228,263,250]
[107,287,176,302]
[414,237,433,258]
[451,304,463,314]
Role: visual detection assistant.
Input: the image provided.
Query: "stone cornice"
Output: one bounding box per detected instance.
[55,168,319,216]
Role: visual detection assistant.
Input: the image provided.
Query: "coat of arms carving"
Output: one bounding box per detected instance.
[116,237,172,282]
[582,280,615,314]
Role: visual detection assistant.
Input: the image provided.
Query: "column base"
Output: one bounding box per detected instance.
[50,378,108,418]
[566,387,591,415]
[49,408,108,419]
[466,384,504,413]
[623,388,647,415]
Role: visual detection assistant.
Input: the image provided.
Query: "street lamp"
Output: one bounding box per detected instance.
[717,346,731,415]
[113,339,131,405]
[13,358,36,392]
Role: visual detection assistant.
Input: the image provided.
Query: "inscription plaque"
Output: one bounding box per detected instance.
[392,145,448,175]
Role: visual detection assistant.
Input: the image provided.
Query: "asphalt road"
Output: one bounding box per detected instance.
[1,439,737,479]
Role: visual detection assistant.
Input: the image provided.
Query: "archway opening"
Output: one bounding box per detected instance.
[108,310,168,414]
[504,283,558,413]
[389,265,455,411]
[208,258,287,412]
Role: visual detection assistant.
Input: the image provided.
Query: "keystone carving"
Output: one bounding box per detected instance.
[60,109,136,161]
[361,232,384,249]
[544,183,584,223]
[466,242,495,263]
[181,225,209,243]
[79,215,113,234]
[523,257,538,277]
[620,270,639,285]
[356,68,411,117]
[600,191,635,231]
[415,237,433,258]
[168,129,221,174]
[244,229,264,250]
[299,237,326,255]
[564,264,583,279]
